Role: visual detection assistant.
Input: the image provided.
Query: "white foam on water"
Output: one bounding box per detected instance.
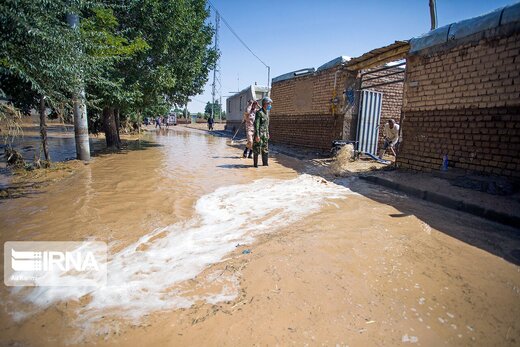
[7,174,353,331]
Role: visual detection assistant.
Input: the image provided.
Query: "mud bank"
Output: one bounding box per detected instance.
[0,127,519,346]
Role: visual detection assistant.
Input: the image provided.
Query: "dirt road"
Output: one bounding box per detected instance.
[1,127,519,346]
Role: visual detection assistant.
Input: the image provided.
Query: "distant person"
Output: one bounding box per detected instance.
[243,99,258,158]
[253,97,272,167]
[379,119,400,158]
[208,117,214,131]
[155,117,161,129]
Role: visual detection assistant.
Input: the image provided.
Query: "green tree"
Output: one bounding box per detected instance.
[1,0,217,156]
[204,101,221,117]
[115,0,217,126]
[81,6,148,148]
[0,0,88,162]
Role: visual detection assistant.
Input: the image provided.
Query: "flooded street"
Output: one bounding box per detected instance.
[1,127,519,346]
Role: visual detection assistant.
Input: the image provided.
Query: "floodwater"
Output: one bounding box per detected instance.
[0,127,519,346]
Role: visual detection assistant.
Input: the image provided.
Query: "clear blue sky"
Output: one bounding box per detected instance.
[187,0,516,113]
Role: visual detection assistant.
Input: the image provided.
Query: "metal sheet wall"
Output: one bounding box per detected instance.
[356,90,383,155]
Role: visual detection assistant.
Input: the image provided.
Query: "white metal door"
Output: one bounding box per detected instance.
[356,90,383,155]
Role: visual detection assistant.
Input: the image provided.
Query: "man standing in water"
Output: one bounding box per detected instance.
[253,97,272,167]
[243,99,258,158]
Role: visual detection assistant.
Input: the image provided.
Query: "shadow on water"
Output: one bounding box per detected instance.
[0,182,46,201]
[217,164,253,169]
[90,139,163,159]
[212,156,242,159]
[204,128,520,265]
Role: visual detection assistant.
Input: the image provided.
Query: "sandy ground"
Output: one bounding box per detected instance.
[0,126,519,346]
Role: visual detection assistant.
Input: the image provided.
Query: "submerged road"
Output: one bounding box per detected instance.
[1,126,519,346]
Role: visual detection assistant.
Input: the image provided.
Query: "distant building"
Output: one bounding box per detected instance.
[225,84,270,133]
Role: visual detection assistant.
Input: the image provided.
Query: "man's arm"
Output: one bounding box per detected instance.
[254,112,260,139]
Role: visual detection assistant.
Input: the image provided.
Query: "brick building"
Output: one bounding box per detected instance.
[269,59,348,151]
[270,50,406,152]
[225,84,269,134]
[397,2,520,180]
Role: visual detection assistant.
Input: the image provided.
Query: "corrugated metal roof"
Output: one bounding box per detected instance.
[316,56,351,72]
[410,1,520,53]
[227,85,269,101]
[272,68,315,84]
[345,41,410,71]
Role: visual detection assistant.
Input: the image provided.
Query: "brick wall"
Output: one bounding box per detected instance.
[398,31,520,179]
[270,66,347,150]
[361,67,404,148]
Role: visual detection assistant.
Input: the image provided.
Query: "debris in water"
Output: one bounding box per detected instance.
[402,334,418,343]
[330,144,355,176]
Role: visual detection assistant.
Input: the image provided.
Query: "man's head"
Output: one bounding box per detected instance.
[388,119,395,129]
[262,97,272,111]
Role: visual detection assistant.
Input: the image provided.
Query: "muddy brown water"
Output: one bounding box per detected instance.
[0,127,519,346]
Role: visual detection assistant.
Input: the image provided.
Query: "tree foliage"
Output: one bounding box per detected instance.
[0,0,86,106]
[1,0,217,147]
[115,0,218,116]
[205,101,222,117]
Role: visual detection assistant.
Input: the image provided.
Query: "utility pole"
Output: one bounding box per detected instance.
[267,66,271,94]
[219,95,222,121]
[211,11,220,122]
[429,0,438,30]
[66,13,90,161]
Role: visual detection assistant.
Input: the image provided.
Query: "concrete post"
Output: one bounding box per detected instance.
[67,13,90,161]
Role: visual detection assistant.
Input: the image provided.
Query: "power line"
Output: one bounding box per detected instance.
[191,98,208,104]
[211,11,221,121]
[207,1,271,89]
[207,1,268,68]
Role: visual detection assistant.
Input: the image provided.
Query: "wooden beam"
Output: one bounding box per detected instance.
[346,44,410,71]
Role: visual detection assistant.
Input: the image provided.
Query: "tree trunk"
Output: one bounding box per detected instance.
[114,108,121,142]
[137,111,141,135]
[39,95,50,162]
[103,106,120,149]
